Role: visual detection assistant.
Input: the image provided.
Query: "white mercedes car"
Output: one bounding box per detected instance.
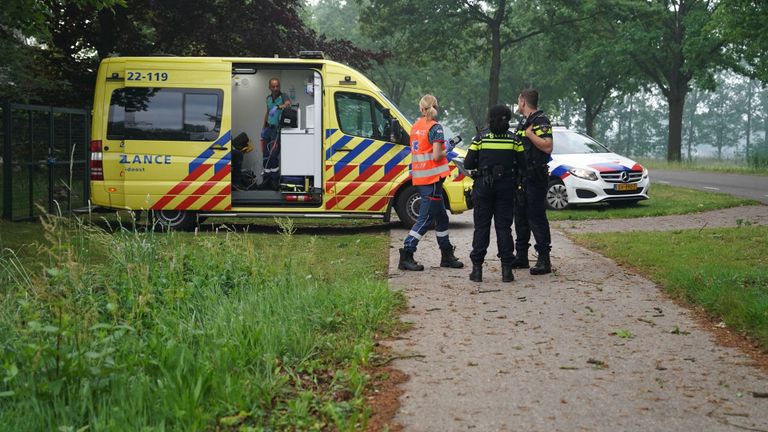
[546,126,650,210]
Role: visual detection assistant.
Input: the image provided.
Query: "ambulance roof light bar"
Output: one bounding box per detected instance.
[298,51,325,59]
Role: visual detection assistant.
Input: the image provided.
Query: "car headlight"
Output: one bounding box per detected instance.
[568,168,598,181]
[642,167,649,178]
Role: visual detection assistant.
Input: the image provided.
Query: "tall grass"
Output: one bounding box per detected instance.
[0,215,399,431]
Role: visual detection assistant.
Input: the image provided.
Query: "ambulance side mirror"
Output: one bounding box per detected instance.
[390,118,409,145]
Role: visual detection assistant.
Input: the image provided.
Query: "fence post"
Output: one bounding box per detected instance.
[28,109,33,220]
[67,112,72,213]
[48,106,55,214]
[2,101,12,220]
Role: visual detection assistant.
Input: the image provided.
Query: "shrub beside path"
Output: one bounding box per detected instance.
[386,206,768,431]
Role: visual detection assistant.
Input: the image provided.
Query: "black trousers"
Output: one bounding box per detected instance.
[514,177,551,253]
[470,177,516,264]
[231,148,243,185]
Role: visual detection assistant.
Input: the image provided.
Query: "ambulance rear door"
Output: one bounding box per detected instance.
[115,60,232,212]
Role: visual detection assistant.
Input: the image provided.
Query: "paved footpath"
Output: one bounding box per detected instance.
[387,209,768,432]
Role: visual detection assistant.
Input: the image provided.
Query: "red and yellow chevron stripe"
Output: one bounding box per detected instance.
[151,132,233,211]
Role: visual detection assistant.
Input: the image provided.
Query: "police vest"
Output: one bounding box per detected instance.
[410,117,450,185]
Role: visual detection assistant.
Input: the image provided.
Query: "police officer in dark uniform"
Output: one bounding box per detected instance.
[510,88,554,275]
[464,104,527,283]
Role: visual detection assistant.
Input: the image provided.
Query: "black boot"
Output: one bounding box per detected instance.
[509,248,529,269]
[469,263,483,282]
[439,244,464,268]
[398,248,424,271]
[502,264,514,282]
[530,251,552,275]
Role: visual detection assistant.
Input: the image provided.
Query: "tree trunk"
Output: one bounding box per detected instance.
[585,102,595,137]
[716,97,724,160]
[763,87,767,152]
[685,90,697,162]
[746,80,754,163]
[627,95,634,156]
[666,93,685,162]
[487,23,502,110]
[563,100,571,129]
[617,102,623,153]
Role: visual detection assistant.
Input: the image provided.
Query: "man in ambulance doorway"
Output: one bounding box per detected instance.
[260,78,292,190]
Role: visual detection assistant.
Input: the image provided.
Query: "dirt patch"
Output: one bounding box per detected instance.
[364,343,408,432]
[364,365,407,432]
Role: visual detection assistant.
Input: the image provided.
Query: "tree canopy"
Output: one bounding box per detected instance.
[0,0,381,105]
[2,0,767,165]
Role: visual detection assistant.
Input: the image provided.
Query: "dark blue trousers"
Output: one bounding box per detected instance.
[469,177,516,264]
[514,178,551,253]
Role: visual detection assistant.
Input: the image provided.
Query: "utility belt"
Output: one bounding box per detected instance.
[525,163,549,182]
[479,165,517,179]
[476,165,517,188]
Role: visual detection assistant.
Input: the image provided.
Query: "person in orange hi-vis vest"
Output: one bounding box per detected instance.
[398,94,464,271]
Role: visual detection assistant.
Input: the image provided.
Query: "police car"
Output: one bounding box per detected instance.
[546,126,650,210]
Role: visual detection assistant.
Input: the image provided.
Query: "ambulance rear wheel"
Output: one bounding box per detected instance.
[395,185,420,229]
[150,210,197,231]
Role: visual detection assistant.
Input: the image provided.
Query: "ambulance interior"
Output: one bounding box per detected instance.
[230,66,323,205]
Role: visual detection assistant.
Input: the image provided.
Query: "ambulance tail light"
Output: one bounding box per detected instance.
[90,140,104,181]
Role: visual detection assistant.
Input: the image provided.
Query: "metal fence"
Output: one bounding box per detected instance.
[1,102,90,221]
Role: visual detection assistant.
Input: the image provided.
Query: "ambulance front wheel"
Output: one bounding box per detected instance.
[395,185,420,229]
[150,209,198,231]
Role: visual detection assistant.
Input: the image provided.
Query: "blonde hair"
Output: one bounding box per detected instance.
[419,94,438,120]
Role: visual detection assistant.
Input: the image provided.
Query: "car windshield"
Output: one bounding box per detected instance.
[553,130,610,154]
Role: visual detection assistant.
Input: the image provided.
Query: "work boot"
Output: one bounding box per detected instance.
[530,251,552,275]
[398,248,424,271]
[439,244,464,269]
[509,248,529,269]
[469,262,483,282]
[502,264,514,282]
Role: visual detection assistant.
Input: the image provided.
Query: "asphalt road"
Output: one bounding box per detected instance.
[650,169,768,204]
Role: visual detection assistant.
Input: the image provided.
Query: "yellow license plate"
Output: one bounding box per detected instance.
[615,183,638,191]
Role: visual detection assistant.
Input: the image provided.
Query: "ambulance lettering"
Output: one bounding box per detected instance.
[119,154,172,165]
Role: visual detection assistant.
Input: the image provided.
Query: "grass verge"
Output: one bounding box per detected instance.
[572,225,768,351]
[0,215,401,431]
[548,183,758,221]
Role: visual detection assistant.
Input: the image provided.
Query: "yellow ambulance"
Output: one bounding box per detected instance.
[89,52,473,230]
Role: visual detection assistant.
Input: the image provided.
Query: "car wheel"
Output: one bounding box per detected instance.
[150,209,197,231]
[395,185,420,229]
[546,179,569,210]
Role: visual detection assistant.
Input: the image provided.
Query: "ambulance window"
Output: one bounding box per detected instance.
[334,92,389,140]
[107,88,223,141]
